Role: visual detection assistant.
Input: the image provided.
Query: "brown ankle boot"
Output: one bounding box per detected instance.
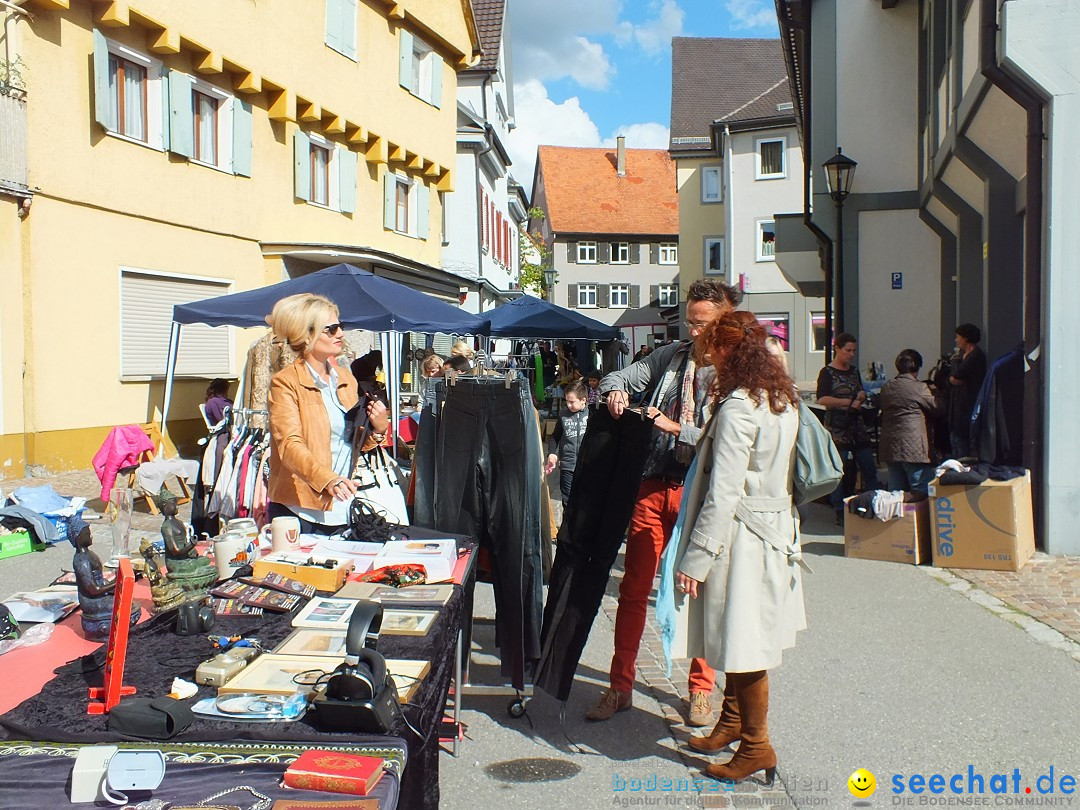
[705,671,777,784]
[689,677,740,753]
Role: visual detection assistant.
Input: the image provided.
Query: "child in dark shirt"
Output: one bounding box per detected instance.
[544,380,589,505]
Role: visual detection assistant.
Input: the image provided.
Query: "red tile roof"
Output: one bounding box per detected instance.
[536,146,678,236]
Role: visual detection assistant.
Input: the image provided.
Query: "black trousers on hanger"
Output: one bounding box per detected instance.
[433,379,543,691]
[411,378,444,529]
[535,405,654,701]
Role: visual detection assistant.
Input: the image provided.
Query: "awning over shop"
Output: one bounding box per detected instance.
[172,263,490,334]
[486,295,619,339]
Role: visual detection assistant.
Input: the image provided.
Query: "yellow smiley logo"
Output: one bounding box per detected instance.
[848,768,877,798]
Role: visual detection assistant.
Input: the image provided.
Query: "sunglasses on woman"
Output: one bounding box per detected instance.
[321,323,344,335]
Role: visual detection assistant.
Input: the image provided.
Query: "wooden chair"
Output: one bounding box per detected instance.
[125,421,192,515]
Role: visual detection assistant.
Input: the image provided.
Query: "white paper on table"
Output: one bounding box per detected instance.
[310,538,384,574]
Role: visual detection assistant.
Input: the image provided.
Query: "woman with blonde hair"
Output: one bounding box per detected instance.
[671,310,806,783]
[266,293,389,534]
[450,340,475,360]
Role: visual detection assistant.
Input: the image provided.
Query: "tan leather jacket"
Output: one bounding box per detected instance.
[267,357,381,511]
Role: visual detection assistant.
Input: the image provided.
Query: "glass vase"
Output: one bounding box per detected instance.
[108,486,134,564]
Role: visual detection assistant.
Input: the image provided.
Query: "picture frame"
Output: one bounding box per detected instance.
[386,658,431,703]
[217,653,343,696]
[381,609,436,636]
[274,628,349,657]
[336,582,453,607]
[217,654,430,704]
[291,596,358,630]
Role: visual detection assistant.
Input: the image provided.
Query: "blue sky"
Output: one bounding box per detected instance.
[504,0,780,184]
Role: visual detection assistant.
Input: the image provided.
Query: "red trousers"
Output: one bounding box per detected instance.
[609,478,716,695]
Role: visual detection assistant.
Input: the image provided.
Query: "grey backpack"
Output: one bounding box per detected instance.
[793,402,844,505]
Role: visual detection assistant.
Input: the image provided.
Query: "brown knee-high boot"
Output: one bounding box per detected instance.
[706,671,776,783]
[688,675,740,753]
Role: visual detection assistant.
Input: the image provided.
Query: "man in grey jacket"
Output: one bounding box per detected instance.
[586,279,742,726]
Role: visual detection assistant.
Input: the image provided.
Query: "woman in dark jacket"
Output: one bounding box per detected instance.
[879,349,942,495]
[947,323,987,457]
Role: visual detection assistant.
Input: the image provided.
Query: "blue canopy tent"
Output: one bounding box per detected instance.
[161,264,490,449]
[486,295,619,340]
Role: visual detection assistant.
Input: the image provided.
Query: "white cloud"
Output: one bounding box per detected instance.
[508,80,604,185]
[725,0,779,32]
[516,35,614,91]
[604,122,671,149]
[507,80,670,189]
[615,0,685,55]
[508,0,620,89]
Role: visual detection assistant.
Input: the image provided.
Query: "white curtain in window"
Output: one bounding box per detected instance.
[195,92,217,165]
[312,146,329,205]
[124,60,146,141]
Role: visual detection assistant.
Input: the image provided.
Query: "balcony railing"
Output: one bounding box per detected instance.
[0,89,28,193]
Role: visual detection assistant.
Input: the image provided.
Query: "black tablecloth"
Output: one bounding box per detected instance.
[0,532,474,810]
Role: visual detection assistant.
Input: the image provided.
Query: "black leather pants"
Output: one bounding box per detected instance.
[433,379,543,690]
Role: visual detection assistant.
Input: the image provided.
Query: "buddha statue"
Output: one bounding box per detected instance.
[160,497,216,599]
[139,538,185,613]
[72,523,140,641]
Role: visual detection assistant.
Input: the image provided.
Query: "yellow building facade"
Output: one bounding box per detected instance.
[0,0,479,475]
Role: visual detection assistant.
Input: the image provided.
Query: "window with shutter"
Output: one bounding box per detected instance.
[577,242,597,263]
[96,35,167,149]
[611,243,630,263]
[120,269,231,378]
[578,284,597,308]
[658,243,678,264]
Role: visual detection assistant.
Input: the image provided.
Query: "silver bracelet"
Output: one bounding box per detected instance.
[195,785,272,810]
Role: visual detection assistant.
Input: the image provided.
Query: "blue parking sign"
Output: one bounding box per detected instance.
[891,272,903,290]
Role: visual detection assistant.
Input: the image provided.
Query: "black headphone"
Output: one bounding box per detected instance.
[315,601,403,733]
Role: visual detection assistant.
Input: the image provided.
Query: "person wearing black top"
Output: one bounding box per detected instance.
[947,323,987,458]
[816,333,881,521]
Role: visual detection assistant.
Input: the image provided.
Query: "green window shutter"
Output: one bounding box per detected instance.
[337,146,357,213]
[383,172,397,230]
[430,55,443,108]
[416,183,430,239]
[324,0,342,53]
[567,284,578,308]
[598,242,610,263]
[168,71,193,158]
[294,130,310,201]
[92,29,115,131]
[630,243,641,263]
[398,30,414,91]
[630,286,641,308]
[649,243,659,264]
[598,284,610,308]
[340,0,357,59]
[566,242,577,263]
[232,99,253,177]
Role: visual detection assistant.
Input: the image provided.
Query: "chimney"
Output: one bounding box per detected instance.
[616,136,626,176]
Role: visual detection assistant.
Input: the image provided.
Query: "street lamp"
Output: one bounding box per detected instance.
[822,147,857,358]
[543,267,557,301]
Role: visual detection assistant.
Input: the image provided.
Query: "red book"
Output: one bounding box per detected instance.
[284,750,385,796]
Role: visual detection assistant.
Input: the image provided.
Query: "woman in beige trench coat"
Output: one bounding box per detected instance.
[672,310,807,784]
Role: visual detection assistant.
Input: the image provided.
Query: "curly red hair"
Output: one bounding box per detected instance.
[696,311,799,414]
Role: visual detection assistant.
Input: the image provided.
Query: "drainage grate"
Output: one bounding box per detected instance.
[484,757,582,783]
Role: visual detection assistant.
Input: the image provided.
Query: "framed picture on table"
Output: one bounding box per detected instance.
[217,654,343,696]
[381,609,436,636]
[290,597,357,630]
[274,629,348,657]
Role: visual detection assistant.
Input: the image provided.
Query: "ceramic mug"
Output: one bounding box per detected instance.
[213,531,256,579]
[261,516,301,553]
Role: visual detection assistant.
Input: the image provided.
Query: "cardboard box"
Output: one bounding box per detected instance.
[844,498,931,564]
[0,529,43,560]
[928,472,1036,572]
[252,552,353,593]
